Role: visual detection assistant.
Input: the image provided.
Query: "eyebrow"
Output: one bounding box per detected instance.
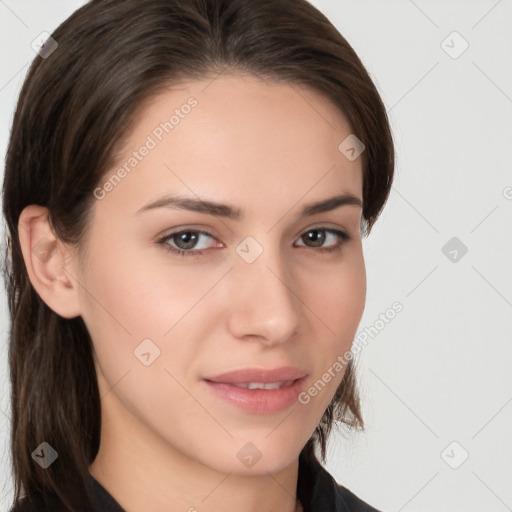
[135,193,362,220]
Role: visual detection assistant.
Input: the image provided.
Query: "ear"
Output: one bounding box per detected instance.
[18,205,82,319]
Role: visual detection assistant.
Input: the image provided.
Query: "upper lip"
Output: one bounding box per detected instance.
[204,366,308,384]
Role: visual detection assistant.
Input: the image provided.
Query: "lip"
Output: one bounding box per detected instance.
[203,366,308,384]
[202,366,309,414]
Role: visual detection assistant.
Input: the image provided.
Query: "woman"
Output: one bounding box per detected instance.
[3,0,394,510]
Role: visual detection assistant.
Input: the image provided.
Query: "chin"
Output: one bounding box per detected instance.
[203,436,304,476]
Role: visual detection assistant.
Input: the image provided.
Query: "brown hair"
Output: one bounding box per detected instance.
[2,0,394,509]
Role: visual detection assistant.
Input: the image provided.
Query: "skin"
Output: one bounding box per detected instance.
[19,73,366,512]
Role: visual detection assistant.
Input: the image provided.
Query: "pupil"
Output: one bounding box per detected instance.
[177,232,197,249]
[306,230,324,247]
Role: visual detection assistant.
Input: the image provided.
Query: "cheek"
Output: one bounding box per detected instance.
[301,247,365,397]
[79,241,223,333]
[76,252,207,427]
[306,246,366,343]
[76,245,230,385]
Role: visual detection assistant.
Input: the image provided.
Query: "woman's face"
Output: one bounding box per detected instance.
[75,73,366,475]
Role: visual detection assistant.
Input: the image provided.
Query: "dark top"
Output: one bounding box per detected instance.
[9,459,382,511]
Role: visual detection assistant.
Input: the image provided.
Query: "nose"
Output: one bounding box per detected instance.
[226,243,301,347]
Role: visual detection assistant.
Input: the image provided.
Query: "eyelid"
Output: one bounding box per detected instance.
[158,222,349,243]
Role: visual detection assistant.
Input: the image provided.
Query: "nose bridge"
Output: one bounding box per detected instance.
[227,235,300,343]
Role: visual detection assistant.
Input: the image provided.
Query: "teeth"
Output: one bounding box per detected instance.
[234,380,293,390]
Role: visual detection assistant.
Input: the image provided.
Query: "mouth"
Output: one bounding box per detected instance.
[202,372,308,414]
[226,380,295,390]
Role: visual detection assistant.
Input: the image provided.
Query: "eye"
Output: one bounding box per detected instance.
[157,227,351,258]
[157,229,217,257]
[295,228,350,253]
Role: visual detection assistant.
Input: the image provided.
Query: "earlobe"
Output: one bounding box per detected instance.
[18,205,82,319]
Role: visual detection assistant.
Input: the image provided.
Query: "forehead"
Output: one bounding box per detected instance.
[100,73,363,215]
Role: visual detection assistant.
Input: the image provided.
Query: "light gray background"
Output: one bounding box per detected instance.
[1,1,511,511]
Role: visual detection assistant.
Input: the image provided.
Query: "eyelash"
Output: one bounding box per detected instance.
[156,227,351,258]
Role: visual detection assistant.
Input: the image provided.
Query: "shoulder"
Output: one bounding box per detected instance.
[334,483,383,512]
[299,454,383,512]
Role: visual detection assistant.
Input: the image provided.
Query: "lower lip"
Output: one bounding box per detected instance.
[203,376,308,414]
